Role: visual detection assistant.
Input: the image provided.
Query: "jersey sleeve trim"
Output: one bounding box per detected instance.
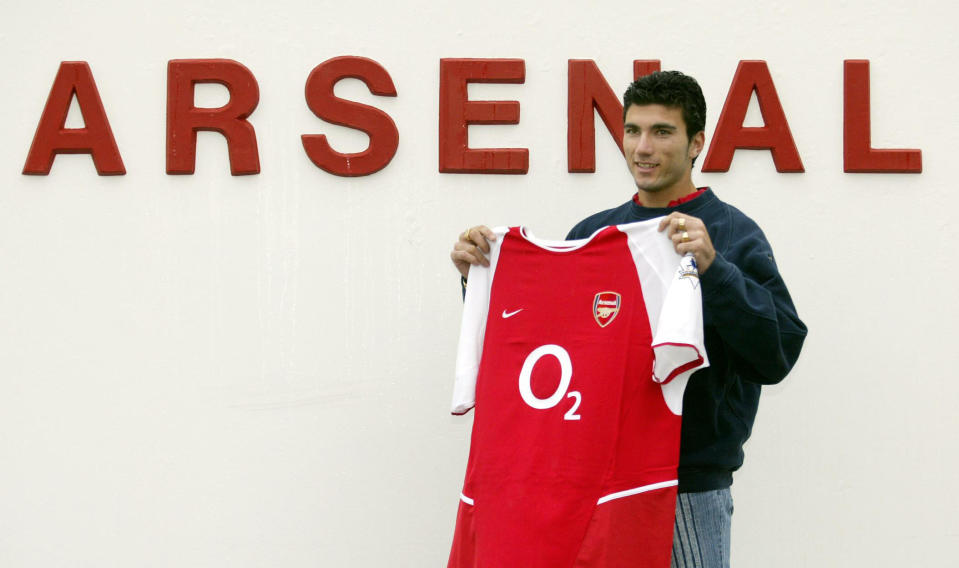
[596,479,678,505]
[652,343,706,384]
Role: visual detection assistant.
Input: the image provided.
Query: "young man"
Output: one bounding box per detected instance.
[450,71,806,567]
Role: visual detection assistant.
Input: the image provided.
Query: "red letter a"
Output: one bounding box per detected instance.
[702,61,804,173]
[23,61,125,175]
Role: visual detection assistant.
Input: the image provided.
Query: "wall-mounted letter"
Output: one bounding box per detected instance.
[23,61,125,175]
[438,58,527,174]
[843,60,921,173]
[166,59,260,175]
[302,57,398,177]
[702,60,804,173]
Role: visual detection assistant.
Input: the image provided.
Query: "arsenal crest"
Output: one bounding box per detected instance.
[593,291,621,328]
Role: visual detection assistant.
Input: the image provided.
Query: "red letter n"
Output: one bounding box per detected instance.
[702,61,804,173]
[302,56,399,177]
[23,61,125,175]
[844,60,921,173]
[567,60,661,173]
[167,59,260,175]
[438,59,527,174]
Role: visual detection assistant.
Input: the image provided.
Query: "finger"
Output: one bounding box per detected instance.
[662,214,702,234]
[473,244,491,266]
[672,227,702,242]
[459,227,474,243]
[461,225,495,253]
[452,244,490,267]
[474,233,491,254]
[668,228,686,245]
[658,214,677,232]
[665,214,690,235]
[675,238,703,256]
[476,225,496,242]
[450,249,481,278]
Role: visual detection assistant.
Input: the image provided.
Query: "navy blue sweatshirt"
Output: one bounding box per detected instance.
[567,188,807,492]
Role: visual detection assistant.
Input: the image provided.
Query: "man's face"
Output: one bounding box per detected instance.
[623,103,704,197]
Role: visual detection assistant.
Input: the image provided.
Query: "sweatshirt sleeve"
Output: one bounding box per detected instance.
[700,220,807,385]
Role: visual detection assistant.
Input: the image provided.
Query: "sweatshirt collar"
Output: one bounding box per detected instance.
[627,187,716,220]
[632,187,709,208]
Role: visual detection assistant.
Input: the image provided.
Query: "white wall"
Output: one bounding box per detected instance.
[1,0,956,565]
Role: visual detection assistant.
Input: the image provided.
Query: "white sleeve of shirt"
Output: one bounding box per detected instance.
[651,253,709,385]
[620,220,709,415]
[451,227,508,415]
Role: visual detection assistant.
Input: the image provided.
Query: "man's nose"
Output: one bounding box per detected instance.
[632,133,653,155]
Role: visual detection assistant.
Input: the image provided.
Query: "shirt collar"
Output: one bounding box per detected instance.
[632,187,708,208]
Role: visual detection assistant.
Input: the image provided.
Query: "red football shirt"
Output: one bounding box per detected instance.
[449,220,708,568]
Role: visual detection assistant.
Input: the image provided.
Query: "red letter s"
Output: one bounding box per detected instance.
[302,56,399,177]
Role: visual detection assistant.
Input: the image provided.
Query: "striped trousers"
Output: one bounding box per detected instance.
[671,488,733,568]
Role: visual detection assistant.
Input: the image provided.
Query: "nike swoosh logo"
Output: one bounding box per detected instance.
[502,309,524,318]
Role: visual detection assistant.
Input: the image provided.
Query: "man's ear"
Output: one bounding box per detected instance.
[689,131,706,160]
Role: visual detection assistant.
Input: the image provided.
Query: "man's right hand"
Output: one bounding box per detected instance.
[450,226,496,279]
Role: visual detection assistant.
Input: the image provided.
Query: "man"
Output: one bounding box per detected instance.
[450,70,806,567]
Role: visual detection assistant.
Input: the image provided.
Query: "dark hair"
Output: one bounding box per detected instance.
[622,70,706,143]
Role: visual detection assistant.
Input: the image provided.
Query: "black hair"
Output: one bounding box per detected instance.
[622,70,707,144]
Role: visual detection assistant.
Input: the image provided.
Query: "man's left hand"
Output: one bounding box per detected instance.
[658,213,716,273]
